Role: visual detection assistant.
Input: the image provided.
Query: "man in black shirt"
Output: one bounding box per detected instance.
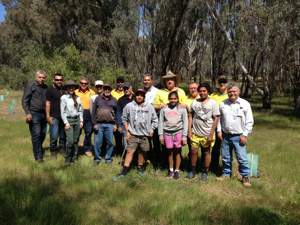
[46,73,66,158]
[22,70,48,162]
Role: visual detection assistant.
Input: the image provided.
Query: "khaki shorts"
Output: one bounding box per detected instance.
[127,135,150,152]
[191,133,215,149]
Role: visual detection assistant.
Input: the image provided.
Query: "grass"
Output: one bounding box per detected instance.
[0,92,299,225]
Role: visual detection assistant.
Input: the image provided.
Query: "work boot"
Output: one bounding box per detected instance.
[242,176,252,187]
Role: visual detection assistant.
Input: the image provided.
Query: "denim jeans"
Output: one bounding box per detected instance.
[65,118,81,163]
[81,110,93,152]
[49,117,66,152]
[221,134,250,177]
[28,111,47,160]
[94,123,114,162]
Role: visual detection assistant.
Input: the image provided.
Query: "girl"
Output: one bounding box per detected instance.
[158,91,188,179]
[60,80,83,166]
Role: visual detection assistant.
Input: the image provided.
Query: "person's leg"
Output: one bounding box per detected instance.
[114,130,123,155]
[168,149,174,172]
[149,128,161,169]
[174,148,182,171]
[72,120,81,162]
[29,112,44,161]
[231,135,250,177]
[64,124,74,164]
[93,124,103,163]
[220,135,233,177]
[202,147,211,173]
[58,118,66,153]
[210,130,221,174]
[49,117,59,156]
[83,110,93,154]
[103,124,114,163]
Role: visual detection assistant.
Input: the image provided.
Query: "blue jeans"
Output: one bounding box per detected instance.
[81,110,93,152]
[221,134,250,177]
[49,117,66,152]
[28,111,47,160]
[94,123,114,162]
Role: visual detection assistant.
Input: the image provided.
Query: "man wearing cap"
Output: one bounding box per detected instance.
[153,71,187,109]
[90,80,104,113]
[143,73,158,104]
[209,76,228,174]
[92,84,117,164]
[115,83,134,155]
[45,73,66,158]
[22,70,48,162]
[217,84,254,187]
[111,76,125,101]
[75,77,95,157]
[113,89,158,180]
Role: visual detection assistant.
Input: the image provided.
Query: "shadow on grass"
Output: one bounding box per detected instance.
[0,176,81,225]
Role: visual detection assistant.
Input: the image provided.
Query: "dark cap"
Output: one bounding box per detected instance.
[218,76,228,84]
[64,80,78,88]
[135,88,146,96]
[103,83,112,90]
[116,76,125,83]
[123,82,131,88]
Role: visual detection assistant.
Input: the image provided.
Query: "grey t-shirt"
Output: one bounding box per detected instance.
[191,98,220,137]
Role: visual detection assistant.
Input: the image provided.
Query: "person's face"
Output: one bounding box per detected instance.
[228,87,240,102]
[165,78,175,90]
[124,86,132,96]
[199,87,209,100]
[36,72,46,85]
[80,79,89,90]
[143,76,153,89]
[135,94,145,104]
[103,86,112,97]
[116,80,124,91]
[218,82,227,94]
[189,83,198,98]
[67,86,75,95]
[95,85,103,94]
[169,95,179,106]
[53,75,63,87]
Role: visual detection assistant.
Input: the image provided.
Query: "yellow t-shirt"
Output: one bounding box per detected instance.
[153,87,187,108]
[185,95,200,112]
[209,91,228,106]
[75,89,95,110]
[111,89,124,101]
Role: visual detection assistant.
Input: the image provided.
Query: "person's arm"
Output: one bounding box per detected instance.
[116,101,122,129]
[208,102,220,142]
[78,98,84,128]
[182,109,189,144]
[91,98,98,126]
[22,82,32,122]
[240,102,254,145]
[45,100,52,124]
[60,96,68,126]
[188,112,193,140]
[150,105,158,136]
[122,105,131,141]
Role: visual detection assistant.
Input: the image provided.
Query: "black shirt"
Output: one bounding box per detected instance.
[46,85,65,119]
[116,95,133,127]
[22,81,48,114]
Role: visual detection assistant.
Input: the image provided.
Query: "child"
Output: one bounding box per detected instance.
[60,80,83,166]
[158,91,188,179]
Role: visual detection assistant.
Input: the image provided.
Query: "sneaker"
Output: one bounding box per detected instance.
[112,173,126,181]
[167,170,174,178]
[216,175,230,181]
[186,171,196,179]
[200,172,208,182]
[173,171,180,180]
[85,151,93,157]
[137,168,145,176]
[241,176,252,187]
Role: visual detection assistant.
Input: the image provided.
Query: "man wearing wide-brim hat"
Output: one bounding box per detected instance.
[153,70,187,110]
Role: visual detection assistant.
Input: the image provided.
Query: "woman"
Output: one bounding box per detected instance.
[60,80,83,166]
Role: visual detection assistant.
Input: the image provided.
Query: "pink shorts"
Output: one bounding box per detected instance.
[164,132,183,149]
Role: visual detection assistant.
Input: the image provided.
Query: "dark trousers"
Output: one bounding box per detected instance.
[149,129,168,169]
[210,131,222,174]
[28,111,47,160]
[65,118,81,163]
[81,110,93,152]
[114,130,123,155]
[49,117,66,153]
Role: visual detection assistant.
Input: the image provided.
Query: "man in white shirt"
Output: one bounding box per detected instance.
[217,84,254,187]
[143,73,158,104]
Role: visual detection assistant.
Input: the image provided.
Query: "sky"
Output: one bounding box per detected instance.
[0,3,6,22]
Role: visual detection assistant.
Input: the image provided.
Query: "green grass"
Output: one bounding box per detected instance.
[0,95,299,225]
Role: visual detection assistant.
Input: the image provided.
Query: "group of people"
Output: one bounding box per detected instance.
[22,70,254,187]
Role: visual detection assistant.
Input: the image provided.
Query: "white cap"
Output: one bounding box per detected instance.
[95,80,104,86]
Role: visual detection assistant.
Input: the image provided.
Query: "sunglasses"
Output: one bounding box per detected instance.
[55,79,63,81]
[80,82,88,85]
[95,85,103,88]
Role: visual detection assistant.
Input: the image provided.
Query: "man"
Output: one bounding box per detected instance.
[217,84,254,187]
[75,77,95,157]
[116,83,134,155]
[209,76,228,174]
[22,70,48,162]
[143,73,158,104]
[45,73,66,158]
[111,76,125,101]
[92,84,117,164]
[186,82,199,108]
[113,89,158,180]
[187,83,220,181]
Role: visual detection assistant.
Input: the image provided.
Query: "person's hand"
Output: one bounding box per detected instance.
[149,129,154,137]
[126,132,131,143]
[46,116,53,125]
[182,138,187,146]
[188,131,193,140]
[239,135,248,145]
[207,133,214,144]
[65,123,71,130]
[113,125,117,132]
[80,121,84,129]
[159,135,164,145]
[26,114,32,123]
[217,131,223,141]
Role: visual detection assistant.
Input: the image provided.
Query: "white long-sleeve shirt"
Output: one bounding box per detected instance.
[218,97,254,136]
[60,94,83,124]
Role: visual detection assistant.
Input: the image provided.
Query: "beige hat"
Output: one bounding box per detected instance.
[162,70,177,79]
[95,80,104,86]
